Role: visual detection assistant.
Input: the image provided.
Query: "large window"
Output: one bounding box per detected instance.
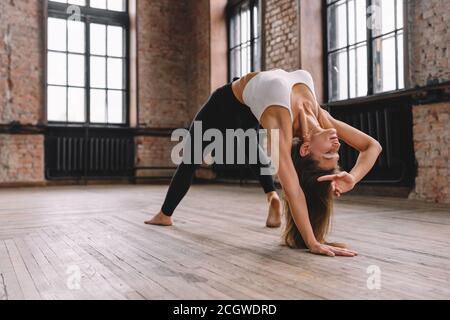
[228,0,262,80]
[47,0,129,125]
[326,0,404,101]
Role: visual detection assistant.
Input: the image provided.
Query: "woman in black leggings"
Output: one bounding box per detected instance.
[145,68,381,258]
[144,77,283,228]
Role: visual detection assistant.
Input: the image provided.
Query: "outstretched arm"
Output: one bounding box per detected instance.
[265,110,357,257]
[318,109,382,194]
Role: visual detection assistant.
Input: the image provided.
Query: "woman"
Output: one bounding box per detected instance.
[145,68,382,257]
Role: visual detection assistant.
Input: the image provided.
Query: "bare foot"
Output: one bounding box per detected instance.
[266,192,282,228]
[145,211,173,226]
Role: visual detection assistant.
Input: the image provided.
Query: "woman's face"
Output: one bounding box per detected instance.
[300,127,341,170]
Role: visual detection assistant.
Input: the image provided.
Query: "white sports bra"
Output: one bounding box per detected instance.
[242,68,317,122]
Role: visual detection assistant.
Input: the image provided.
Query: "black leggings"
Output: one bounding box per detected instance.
[161,78,276,216]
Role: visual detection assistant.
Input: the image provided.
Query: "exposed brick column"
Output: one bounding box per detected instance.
[408,0,449,87]
[409,102,450,203]
[264,0,300,71]
[0,1,45,185]
[135,0,212,178]
[408,0,450,203]
[136,0,190,129]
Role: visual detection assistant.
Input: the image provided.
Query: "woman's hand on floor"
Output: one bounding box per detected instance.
[309,242,358,257]
[317,171,356,197]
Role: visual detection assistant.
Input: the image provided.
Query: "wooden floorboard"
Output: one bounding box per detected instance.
[0,184,449,300]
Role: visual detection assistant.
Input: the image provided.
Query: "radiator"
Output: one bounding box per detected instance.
[45,129,135,179]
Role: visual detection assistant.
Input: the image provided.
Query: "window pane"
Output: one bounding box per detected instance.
[373,35,396,93]
[231,48,240,79]
[90,0,107,9]
[108,90,124,123]
[397,33,404,89]
[328,0,347,51]
[230,15,237,47]
[356,45,368,96]
[328,50,348,101]
[90,89,106,123]
[349,48,356,98]
[68,87,85,122]
[235,10,241,46]
[107,26,124,57]
[235,9,241,46]
[348,0,356,45]
[107,58,124,89]
[253,3,260,38]
[68,54,85,87]
[48,18,67,51]
[48,86,67,122]
[49,0,86,5]
[68,0,86,5]
[236,47,241,78]
[349,45,368,98]
[90,23,106,55]
[253,38,261,72]
[373,0,396,37]
[48,52,67,85]
[241,6,250,44]
[107,0,125,12]
[90,56,106,88]
[355,0,367,42]
[241,44,250,75]
[68,20,85,53]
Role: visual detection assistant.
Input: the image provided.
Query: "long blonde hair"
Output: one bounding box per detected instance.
[282,138,342,248]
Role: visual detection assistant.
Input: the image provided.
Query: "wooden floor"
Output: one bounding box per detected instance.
[0,184,449,300]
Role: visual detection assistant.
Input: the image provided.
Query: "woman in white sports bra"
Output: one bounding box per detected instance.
[146,68,382,258]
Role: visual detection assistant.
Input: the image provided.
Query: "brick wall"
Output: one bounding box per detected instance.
[136,0,190,129]
[187,0,211,121]
[408,0,450,203]
[0,0,213,183]
[409,103,449,203]
[0,134,44,184]
[135,0,212,172]
[0,0,45,185]
[135,135,179,178]
[0,0,44,124]
[408,0,450,87]
[1,0,448,200]
[264,0,299,71]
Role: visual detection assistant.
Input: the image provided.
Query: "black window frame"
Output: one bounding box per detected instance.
[324,0,406,103]
[46,0,130,127]
[227,0,263,82]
